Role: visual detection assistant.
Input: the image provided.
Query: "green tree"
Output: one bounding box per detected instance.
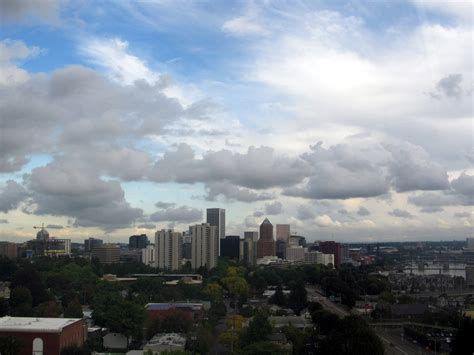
[64,298,84,318]
[34,300,63,317]
[11,267,49,306]
[240,309,272,346]
[9,286,33,316]
[0,335,23,355]
[287,281,307,315]
[222,267,249,312]
[269,285,286,307]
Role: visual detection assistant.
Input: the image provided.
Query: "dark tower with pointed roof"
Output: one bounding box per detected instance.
[257,218,276,258]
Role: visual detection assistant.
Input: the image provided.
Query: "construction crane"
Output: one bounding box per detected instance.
[33,223,46,231]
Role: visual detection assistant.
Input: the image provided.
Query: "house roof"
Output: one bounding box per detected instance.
[0,316,82,333]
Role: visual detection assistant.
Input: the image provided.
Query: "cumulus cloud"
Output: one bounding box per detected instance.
[149,205,202,223]
[296,205,316,220]
[155,202,176,209]
[388,144,449,192]
[285,142,389,199]
[24,160,143,230]
[389,209,415,219]
[315,215,341,228]
[357,206,371,216]
[150,144,309,189]
[0,180,29,212]
[204,181,273,202]
[264,201,282,215]
[454,212,471,218]
[0,219,8,224]
[253,211,264,218]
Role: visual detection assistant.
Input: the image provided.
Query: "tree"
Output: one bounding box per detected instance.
[287,281,307,315]
[451,317,474,355]
[222,267,249,312]
[0,335,23,355]
[34,300,63,317]
[240,310,272,346]
[11,266,49,306]
[60,345,91,355]
[219,315,245,351]
[64,298,84,318]
[9,286,33,316]
[204,282,223,301]
[239,341,289,355]
[269,285,286,307]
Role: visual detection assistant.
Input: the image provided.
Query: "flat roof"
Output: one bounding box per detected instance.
[0,317,82,333]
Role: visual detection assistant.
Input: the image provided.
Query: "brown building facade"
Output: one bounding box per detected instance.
[0,242,17,259]
[257,218,276,258]
[0,317,87,355]
[319,241,341,267]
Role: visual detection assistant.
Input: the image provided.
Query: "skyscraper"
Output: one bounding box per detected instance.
[206,208,226,238]
[129,234,148,249]
[276,224,290,242]
[190,223,218,270]
[257,218,276,258]
[155,230,183,270]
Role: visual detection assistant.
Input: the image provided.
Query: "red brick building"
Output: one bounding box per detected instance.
[257,218,276,258]
[0,316,87,355]
[0,242,17,259]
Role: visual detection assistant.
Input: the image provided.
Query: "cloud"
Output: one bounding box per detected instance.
[0,180,29,213]
[264,201,282,215]
[137,223,157,229]
[285,142,389,199]
[451,173,474,198]
[149,144,309,189]
[454,212,471,218]
[222,16,268,36]
[253,211,264,218]
[25,159,143,230]
[0,39,41,86]
[389,209,415,219]
[155,202,176,209]
[0,0,59,23]
[357,206,371,216]
[296,205,316,220]
[338,208,349,215]
[432,74,464,99]
[315,214,341,228]
[204,181,273,202]
[149,205,202,223]
[0,219,8,224]
[388,143,449,192]
[46,224,63,229]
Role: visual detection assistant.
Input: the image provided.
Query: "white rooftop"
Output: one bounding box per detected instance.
[0,316,82,333]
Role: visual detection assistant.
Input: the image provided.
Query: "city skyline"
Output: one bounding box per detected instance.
[0,1,472,243]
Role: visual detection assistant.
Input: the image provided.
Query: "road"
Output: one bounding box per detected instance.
[306,286,439,354]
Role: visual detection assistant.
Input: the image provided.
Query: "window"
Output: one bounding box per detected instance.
[32,338,43,355]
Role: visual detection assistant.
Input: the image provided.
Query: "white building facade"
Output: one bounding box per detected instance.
[155,230,183,271]
[190,223,218,270]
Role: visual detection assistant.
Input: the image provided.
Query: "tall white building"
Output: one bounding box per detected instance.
[155,230,183,271]
[142,244,156,266]
[190,223,218,270]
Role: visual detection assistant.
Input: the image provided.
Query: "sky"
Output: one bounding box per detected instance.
[0,0,472,243]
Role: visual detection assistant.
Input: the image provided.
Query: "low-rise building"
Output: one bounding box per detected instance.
[144,333,186,353]
[0,316,87,355]
[91,244,120,264]
[145,303,204,321]
[0,242,17,259]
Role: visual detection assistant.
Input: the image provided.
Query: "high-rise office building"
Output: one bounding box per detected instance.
[142,244,156,266]
[129,234,148,249]
[206,208,225,238]
[276,239,287,259]
[91,244,120,264]
[220,235,240,259]
[190,223,218,270]
[244,231,258,242]
[182,233,192,260]
[85,238,103,252]
[257,218,276,258]
[155,230,183,271]
[276,224,290,242]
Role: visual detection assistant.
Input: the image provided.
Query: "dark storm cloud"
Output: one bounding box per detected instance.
[389,209,415,219]
[204,181,273,202]
[149,205,202,223]
[0,180,29,212]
